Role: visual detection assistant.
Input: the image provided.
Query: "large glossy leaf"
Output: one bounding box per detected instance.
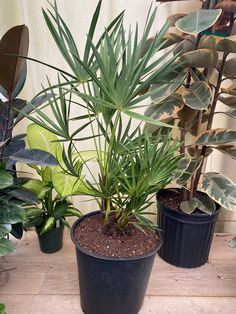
[27,124,62,159]
[221,83,236,96]
[145,94,184,121]
[173,157,191,180]
[8,189,39,205]
[53,200,69,219]
[0,238,15,256]
[195,194,216,214]
[180,198,198,214]
[12,63,27,99]
[175,9,222,36]
[199,35,236,53]
[10,148,58,166]
[183,82,212,110]
[179,49,218,68]
[223,58,236,78]
[200,172,236,211]
[218,95,236,108]
[64,207,82,217]
[0,203,25,224]
[25,207,43,220]
[52,172,92,197]
[0,169,13,189]
[176,157,203,186]
[195,129,236,145]
[215,1,236,13]
[0,25,29,93]
[0,224,11,238]
[215,144,236,159]
[23,179,50,199]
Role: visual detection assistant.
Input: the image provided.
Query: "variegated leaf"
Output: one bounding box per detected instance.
[187,147,213,157]
[40,216,56,235]
[180,198,198,214]
[223,58,236,78]
[183,82,212,110]
[199,172,236,211]
[145,94,184,121]
[199,35,236,53]
[176,157,203,186]
[179,49,218,68]
[215,144,236,159]
[175,9,222,36]
[161,32,184,49]
[195,129,236,145]
[221,83,236,96]
[173,157,191,180]
[167,13,187,27]
[218,96,236,108]
[195,194,216,214]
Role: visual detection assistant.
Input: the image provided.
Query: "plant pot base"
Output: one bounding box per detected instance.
[36,223,64,254]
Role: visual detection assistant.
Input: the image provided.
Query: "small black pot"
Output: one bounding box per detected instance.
[157,189,221,268]
[36,222,64,254]
[71,211,162,314]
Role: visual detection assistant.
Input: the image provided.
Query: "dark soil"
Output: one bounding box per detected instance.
[73,213,159,258]
[158,189,183,211]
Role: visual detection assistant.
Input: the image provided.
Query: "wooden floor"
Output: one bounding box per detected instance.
[0,231,236,314]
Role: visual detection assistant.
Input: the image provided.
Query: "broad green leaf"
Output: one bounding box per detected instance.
[176,9,222,36]
[25,207,43,220]
[199,172,236,211]
[215,144,236,159]
[0,170,13,189]
[221,83,236,97]
[215,1,236,13]
[0,304,5,314]
[40,216,55,235]
[218,96,236,108]
[151,71,186,105]
[195,194,216,214]
[180,198,198,214]
[176,157,203,186]
[0,203,25,224]
[179,49,218,68]
[74,150,104,163]
[53,200,69,219]
[42,167,52,182]
[8,189,39,205]
[10,149,58,166]
[23,179,51,198]
[52,172,93,197]
[228,236,236,248]
[0,224,11,238]
[0,238,15,256]
[183,82,212,110]
[145,94,184,121]
[64,207,82,217]
[223,58,236,78]
[195,129,236,145]
[199,35,236,53]
[27,123,62,159]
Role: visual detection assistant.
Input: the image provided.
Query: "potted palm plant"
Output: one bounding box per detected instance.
[23,1,184,313]
[145,0,236,267]
[23,123,82,253]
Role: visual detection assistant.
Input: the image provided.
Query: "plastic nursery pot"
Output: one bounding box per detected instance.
[71,211,162,314]
[36,222,64,254]
[156,189,221,268]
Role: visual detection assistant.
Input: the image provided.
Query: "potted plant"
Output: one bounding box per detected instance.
[0,25,59,257]
[23,123,82,253]
[23,2,184,313]
[145,0,236,267]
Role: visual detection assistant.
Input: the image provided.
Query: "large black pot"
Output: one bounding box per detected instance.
[71,211,162,314]
[157,189,221,268]
[36,222,64,254]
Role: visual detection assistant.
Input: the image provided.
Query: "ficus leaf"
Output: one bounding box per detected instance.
[179,49,218,68]
[182,81,212,110]
[199,34,236,53]
[215,144,236,159]
[195,129,236,145]
[215,1,236,13]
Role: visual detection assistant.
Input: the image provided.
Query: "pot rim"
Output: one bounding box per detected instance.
[71,210,163,262]
[156,188,221,218]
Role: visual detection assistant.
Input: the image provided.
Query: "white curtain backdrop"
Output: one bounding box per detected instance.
[1,0,235,231]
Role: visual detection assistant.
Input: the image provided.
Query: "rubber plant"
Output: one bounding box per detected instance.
[0,25,57,256]
[23,123,82,235]
[143,0,236,253]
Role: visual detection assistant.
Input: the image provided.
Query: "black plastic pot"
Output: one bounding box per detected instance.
[71,211,162,314]
[156,189,221,268]
[36,223,64,254]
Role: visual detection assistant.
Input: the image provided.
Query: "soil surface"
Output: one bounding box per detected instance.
[158,189,183,211]
[73,213,159,258]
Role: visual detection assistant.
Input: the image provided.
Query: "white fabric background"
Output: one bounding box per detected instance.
[1,0,235,231]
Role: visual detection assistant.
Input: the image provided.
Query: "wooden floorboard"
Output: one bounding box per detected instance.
[0,230,235,313]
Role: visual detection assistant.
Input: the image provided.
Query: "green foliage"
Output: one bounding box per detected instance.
[24,2,182,231]
[146,0,236,214]
[0,304,5,314]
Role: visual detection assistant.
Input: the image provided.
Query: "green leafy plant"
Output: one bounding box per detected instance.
[0,304,5,314]
[0,25,58,255]
[23,123,82,235]
[23,1,182,232]
[145,0,236,215]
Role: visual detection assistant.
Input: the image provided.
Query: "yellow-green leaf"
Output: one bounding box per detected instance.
[40,216,56,235]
